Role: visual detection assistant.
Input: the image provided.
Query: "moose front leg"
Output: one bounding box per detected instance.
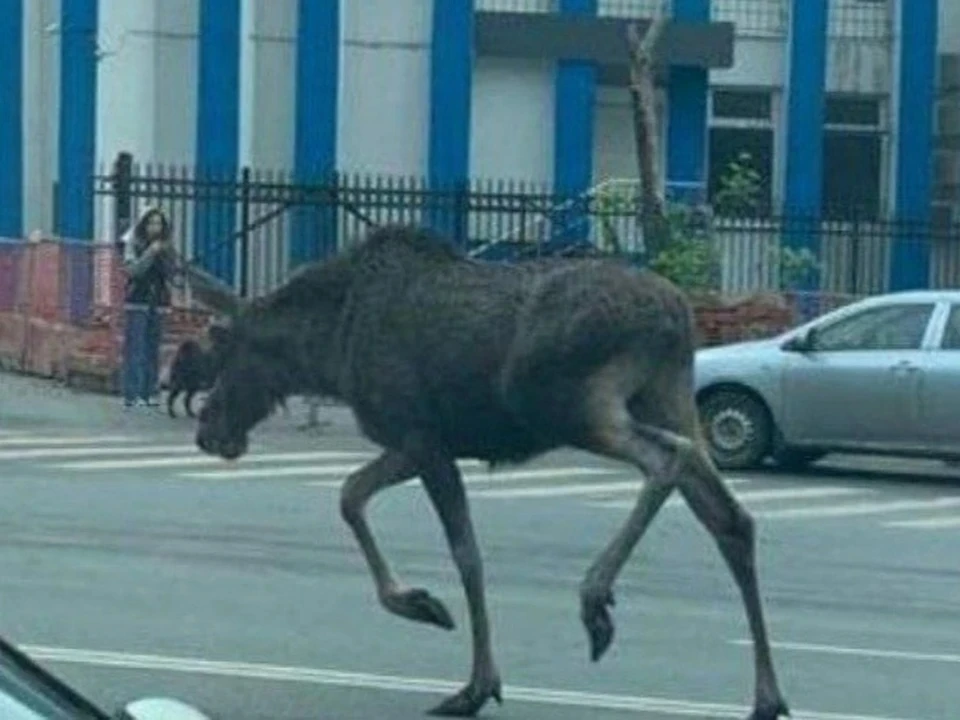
[419,458,501,718]
[339,451,455,631]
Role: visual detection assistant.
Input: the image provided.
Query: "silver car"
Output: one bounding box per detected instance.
[694,289,960,471]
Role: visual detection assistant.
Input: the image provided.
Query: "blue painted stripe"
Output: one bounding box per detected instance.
[292,0,339,266]
[193,0,241,284]
[781,0,827,293]
[552,0,596,246]
[666,0,709,205]
[890,0,937,291]
[0,0,23,239]
[427,0,472,246]
[782,0,827,216]
[57,0,98,241]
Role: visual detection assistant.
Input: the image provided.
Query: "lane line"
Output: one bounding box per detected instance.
[588,485,858,510]
[884,515,960,529]
[50,450,376,470]
[752,497,960,520]
[731,639,960,665]
[470,477,751,500]
[2,445,200,461]
[19,644,919,720]
[0,435,141,447]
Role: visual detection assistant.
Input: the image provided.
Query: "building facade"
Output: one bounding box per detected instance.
[0,1,952,277]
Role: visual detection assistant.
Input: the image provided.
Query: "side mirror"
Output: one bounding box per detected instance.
[782,327,818,353]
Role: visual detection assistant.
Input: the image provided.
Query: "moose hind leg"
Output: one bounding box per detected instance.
[339,451,455,631]
[676,446,790,720]
[578,412,685,662]
[419,457,501,717]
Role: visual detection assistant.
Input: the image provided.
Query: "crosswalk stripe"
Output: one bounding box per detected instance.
[0,435,141,447]
[589,484,855,510]
[270,463,617,487]
[50,450,377,470]
[219,465,615,484]
[470,480,645,499]
[752,496,960,520]
[884,515,960,529]
[2,445,198,461]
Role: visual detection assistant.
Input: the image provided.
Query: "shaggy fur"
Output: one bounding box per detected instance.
[194,224,789,720]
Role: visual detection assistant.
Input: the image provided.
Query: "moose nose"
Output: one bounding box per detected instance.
[196,427,216,455]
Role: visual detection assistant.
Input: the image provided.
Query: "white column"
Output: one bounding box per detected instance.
[238,0,297,171]
[22,0,61,235]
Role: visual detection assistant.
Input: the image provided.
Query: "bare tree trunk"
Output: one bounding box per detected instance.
[626,11,671,262]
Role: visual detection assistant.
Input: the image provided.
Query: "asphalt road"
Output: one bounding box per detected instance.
[1,373,960,720]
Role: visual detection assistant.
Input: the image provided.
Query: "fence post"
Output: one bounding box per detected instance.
[848,214,861,294]
[112,151,133,252]
[239,166,251,298]
[454,180,469,249]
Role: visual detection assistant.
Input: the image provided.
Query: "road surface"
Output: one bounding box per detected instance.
[1,373,959,719]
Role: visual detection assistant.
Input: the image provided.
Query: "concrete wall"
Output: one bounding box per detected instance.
[96,0,198,167]
[338,0,432,176]
[470,56,556,184]
[22,0,61,235]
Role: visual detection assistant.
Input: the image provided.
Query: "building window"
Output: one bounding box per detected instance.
[707,88,775,216]
[821,94,886,220]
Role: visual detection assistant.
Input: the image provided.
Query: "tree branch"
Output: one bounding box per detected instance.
[626,5,671,261]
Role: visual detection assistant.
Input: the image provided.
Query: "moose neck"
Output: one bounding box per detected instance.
[244,253,354,400]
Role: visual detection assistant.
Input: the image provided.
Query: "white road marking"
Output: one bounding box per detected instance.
[470,480,644,499]
[50,450,376,470]
[470,476,750,500]
[731,638,960,665]
[199,464,613,482]
[19,644,917,720]
[0,444,199,461]
[0,435,140,447]
[884,515,960,529]
[588,484,847,510]
[752,496,960,520]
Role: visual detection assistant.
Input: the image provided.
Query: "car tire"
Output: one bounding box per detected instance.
[698,389,771,471]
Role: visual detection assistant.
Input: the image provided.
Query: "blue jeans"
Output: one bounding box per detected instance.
[122,304,162,403]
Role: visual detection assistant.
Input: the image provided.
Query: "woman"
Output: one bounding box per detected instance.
[121,206,176,408]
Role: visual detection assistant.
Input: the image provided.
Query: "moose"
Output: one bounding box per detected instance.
[190,224,790,719]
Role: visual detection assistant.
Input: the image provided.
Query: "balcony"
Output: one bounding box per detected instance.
[473,0,734,85]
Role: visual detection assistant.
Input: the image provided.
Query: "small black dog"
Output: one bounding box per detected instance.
[163,339,217,418]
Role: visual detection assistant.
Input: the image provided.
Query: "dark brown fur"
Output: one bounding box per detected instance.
[193,224,789,720]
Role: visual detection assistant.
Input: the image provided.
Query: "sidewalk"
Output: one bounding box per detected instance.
[0,369,360,437]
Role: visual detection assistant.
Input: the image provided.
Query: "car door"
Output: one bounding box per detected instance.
[780,301,936,448]
[917,301,960,450]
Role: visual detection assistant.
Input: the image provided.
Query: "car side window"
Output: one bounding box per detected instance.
[941,305,960,350]
[813,303,935,352]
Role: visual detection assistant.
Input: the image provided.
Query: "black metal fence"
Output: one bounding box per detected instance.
[93,152,960,302]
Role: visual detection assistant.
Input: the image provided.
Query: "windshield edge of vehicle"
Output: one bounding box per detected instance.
[0,634,109,720]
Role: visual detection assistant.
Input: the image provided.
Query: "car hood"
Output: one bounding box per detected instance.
[696,336,784,360]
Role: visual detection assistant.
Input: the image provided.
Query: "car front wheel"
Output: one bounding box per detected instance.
[698,389,772,471]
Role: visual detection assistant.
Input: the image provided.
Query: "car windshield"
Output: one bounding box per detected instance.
[0,634,107,720]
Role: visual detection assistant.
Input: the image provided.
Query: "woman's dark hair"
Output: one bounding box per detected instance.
[134,208,171,242]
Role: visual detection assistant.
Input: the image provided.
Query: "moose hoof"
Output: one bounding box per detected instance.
[747,698,791,720]
[580,586,616,662]
[426,674,502,717]
[383,588,455,630]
